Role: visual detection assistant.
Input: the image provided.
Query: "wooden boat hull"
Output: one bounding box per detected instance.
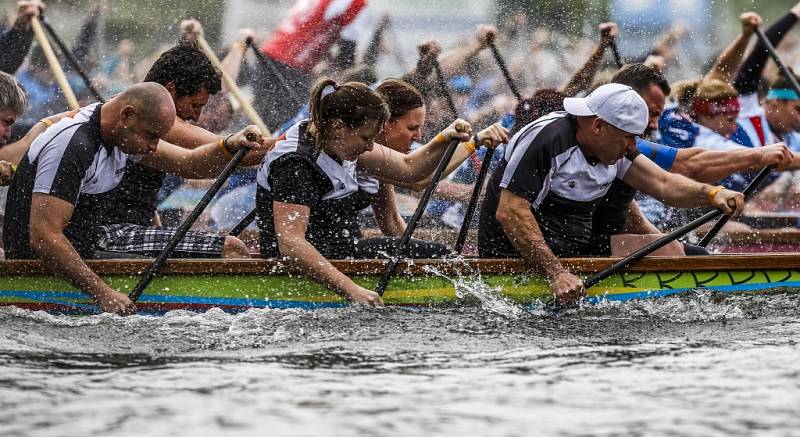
[1,255,799,315]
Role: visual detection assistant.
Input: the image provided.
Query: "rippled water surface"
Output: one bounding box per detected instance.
[2,288,800,436]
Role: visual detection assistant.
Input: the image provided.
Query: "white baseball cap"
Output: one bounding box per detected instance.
[563,83,648,135]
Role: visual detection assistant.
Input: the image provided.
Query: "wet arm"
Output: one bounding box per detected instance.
[273,201,364,297]
[391,143,474,190]
[562,24,617,97]
[495,189,569,280]
[358,139,466,185]
[733,10,799,95]
[141,127,268,177]
[0,120,50,165]
[624,155,716,208]
[705,43,747,84]
[622,200,662,234]
[671,147,762,183]
[704,25,753,84]
[29,194,117,302]
[163,118,221,149]
[371,183,406,237]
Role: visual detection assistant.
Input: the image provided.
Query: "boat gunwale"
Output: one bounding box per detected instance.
[2,253,800,276]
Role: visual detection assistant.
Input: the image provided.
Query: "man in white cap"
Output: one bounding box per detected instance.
[478,83,745,305]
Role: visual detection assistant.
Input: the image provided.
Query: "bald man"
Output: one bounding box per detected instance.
[3,83,265,314]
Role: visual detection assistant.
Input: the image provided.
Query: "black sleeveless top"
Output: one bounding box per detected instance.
[255,121,378,258]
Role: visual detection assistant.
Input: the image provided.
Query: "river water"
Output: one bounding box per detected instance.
[2,286,799,436]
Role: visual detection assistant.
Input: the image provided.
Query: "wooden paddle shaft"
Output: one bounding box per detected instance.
[30,17,79,110]
[196,35,271,138]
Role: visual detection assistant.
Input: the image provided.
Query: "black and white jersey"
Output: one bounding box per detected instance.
[478,112,640,258]
[255,120,378,258]
[101,160,165,227]
[3,104,138,259]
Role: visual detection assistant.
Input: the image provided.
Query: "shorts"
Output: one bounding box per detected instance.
[96,223,226,258]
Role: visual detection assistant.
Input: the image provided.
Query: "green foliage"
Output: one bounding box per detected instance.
[495,0,610,35]
[104,0,224,52]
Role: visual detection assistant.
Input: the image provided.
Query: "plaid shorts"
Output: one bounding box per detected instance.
[96,224,226,258]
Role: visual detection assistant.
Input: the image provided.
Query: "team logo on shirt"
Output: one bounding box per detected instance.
[567,181,577,189]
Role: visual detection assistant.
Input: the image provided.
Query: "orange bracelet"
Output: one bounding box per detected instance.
[217,137,233,158]
[707,185,725,204]
[463,139,476,154]
[435,132,446,145]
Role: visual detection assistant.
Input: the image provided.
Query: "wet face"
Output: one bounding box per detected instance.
[0,108,17,145]
[765,99,800,135]
[697,112,739,138]
[330,120,383,161]
[640,84,666,138]
[171,86,210,122]
[594,119,637,165]
[116,106,174,155]
[383,106,425,153]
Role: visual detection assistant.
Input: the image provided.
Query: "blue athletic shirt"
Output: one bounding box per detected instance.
[636,137,677,170]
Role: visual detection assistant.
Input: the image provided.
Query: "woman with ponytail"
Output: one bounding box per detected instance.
[255,78,507,306]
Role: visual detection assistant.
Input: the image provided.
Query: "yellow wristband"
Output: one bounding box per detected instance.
[707,185,725,204]
[463,139,476,154]
[435,132,446,145]
[217,137,233,158]
[39,118,54,127]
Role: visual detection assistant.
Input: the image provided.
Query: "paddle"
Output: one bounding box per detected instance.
[228,208,256,237]
[129,133,257,302]
[195,33,271,139]
[584,165,772,290]
[602,28,624,68]
[30,16,79,109]
[453,34,520,254]
[453,146,494,254]
[486,34,522,101]
[375,139,462,296]
[40,16,105,103]
[697,172,776,249]
[432,58,459,118]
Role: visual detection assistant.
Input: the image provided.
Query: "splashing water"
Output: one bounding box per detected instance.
[422,263,526,318]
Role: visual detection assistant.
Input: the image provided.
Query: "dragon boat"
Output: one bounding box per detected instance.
[1,254,799,315]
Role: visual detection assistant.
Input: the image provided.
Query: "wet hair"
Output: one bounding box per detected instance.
[670,80,699,108]
[0,71,27,115]
[512,88,565,134]
[695,79,738,101]
[611,63,670,96]
[308,78,389,146]
[375,79,424,120]
[144,42,222,98]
